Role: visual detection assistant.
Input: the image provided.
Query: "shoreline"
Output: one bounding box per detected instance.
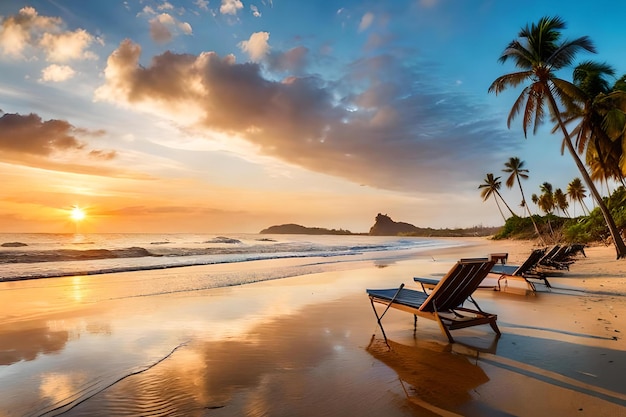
[2,237,626,416]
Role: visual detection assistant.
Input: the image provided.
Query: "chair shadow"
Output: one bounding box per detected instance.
[366,336,496,414]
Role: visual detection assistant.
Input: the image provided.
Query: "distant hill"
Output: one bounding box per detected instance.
[369,213,500,237]
[369,213,420,236]
[260,215,500,237]
[259,223,354,235]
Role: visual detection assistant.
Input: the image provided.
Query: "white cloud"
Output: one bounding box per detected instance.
[358,12,374,32]
[0,7,98,61]
[251,5,261,17]
[157,2,174,11]
[40,64,75,82]
[220,0,244,15]
[178,22,193,35]
[39,29,96,62]
[194,0,209,11]
[238,32,270,62]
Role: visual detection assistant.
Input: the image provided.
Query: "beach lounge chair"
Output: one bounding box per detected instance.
[489,248,550,291]
[414,257,496,293]
[366,258,500,343]
[537,244,585,271]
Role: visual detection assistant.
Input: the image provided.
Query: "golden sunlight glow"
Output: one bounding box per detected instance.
[70,206,86,222]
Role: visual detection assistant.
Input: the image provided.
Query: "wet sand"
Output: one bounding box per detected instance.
[1,238,625,416]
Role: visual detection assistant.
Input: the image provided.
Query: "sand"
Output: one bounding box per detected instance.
[1,237,626,416]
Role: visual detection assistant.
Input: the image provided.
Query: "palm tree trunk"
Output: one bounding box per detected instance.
[548,95,626,259]
[517,178,545,244]
[580,199,591,215]
[493,197,507,222]
[495,190,517,217]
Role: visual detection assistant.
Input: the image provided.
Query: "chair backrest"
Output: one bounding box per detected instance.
[419,258,495,313]
[538,245,560,264]
[513,248,546,275]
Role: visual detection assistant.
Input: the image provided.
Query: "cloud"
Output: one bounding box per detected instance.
[146,12,193,43]
[40,64,75,82]
[220,0,244,15]
[0,7,97,62]
[95,40,518,193]
[251,5,261,17]
[266,46,308,74]
[238,32,270,62]
[358,12,374,32]
[39,29,97,62]
[194,0,209,11]
[0,112,117,170]
[157,2,175,11]
[150,14,174,43]
[0,113,85,155]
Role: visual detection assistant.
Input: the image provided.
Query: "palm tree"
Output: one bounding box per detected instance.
[567,177,590,215]
[554,188,570,217]
[502,157,543,242]
[565,61,626,187]
[538,182,556,214]
[479,173,516,222]
[535,182,556,238]
[489,16,626,258]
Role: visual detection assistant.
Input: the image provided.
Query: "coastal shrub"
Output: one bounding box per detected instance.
[493,186,626,244]
[494,215,538,240]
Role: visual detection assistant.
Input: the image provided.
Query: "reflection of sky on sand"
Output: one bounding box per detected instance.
[40,372,86,408]
[3,252,626,416]
[0,259,401,416]
[58,294,408,417]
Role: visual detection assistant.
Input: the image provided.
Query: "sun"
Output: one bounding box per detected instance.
[70,206,86,222]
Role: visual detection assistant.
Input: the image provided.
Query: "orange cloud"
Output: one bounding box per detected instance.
[94,40,515,194]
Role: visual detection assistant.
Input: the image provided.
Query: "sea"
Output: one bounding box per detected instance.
[0,233,464,284]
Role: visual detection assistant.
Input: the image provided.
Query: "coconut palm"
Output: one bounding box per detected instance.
[538,182,555,214]
[554,188,570,217]
[502,157,543,242]
[564,61,626,187]
[567,177,590,215]
[489,16,626,258]
[479,173,516,222]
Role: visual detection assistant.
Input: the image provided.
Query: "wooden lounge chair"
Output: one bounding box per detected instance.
[414,257,496,293]
[366,258,500,343]
[537,244,585,271]
[489,248,550,291]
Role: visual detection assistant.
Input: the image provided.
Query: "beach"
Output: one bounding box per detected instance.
[1,237,626,416]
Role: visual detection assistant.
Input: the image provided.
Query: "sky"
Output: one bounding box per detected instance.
[1,0,625,234]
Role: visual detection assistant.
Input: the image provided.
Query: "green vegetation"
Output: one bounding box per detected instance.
[489,16,626,258]
[494,186,626,245]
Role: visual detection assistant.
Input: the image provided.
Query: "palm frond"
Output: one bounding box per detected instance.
[549,36,596,69]
[488,71,532,94]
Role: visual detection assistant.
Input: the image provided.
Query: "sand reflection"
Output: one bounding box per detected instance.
[0,324,69,366]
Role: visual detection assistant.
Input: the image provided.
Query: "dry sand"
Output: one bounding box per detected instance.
[1,237,626,416]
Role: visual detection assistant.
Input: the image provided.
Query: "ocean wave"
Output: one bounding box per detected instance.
[0,234,459,282]
[0,247,158,264]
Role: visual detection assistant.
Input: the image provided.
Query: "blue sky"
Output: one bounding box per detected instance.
[0,0,624,233]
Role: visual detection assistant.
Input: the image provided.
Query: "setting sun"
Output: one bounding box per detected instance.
[70,206,86,222]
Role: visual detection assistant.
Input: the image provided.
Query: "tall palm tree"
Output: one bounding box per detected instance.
[567,177,590,215]
[479,173,516,222]
[489,16,626,258]
[502,157,543,242]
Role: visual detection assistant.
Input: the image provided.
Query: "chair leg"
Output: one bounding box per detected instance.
[370,299,389,346]
[489,320,501,337]
[434,313,454,343]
